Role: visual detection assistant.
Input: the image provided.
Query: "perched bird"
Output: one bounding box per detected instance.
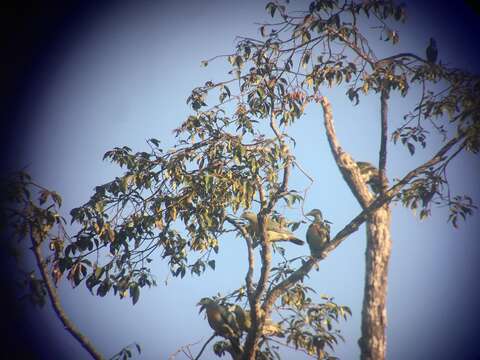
[233,305,284,337]
[241,211,304,246]
[357,161,381,194]
[233,305,251,333]
[426,38,438,64]
[305,209,331,257]
[198,298,240,339]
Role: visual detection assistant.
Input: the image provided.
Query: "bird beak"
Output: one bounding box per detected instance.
[197,298,208,312]
[325,219,333,224]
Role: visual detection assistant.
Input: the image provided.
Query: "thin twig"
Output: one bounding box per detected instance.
[194,334,216,360]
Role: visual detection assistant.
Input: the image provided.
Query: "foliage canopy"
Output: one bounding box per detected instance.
[3,1,479,359]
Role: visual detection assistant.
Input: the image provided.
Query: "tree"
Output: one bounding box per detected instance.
[3,1,479,359]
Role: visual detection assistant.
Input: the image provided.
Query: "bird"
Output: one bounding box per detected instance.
[233,305,251,333]
[305,209,331,257]
[426,38,438,64]
[356,161,381,194]
[233,305,284,337]
[241,211,304,246]
[198,298,240,339]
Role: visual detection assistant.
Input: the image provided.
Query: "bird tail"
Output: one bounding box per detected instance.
[289,237,305,246]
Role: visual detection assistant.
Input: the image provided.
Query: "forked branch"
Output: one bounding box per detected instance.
[321,96,373,208]
[263,101,466,311]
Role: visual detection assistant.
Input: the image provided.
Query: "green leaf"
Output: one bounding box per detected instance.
[260,25,267,37]
[39,190,50,205]
[94,266,104,280]
[208,260,216,270]
[301,51,311,68]
[266,2,276,17]
[407,142,415,155]
[302,30,311,44]
[51,191,62,207]
[130,285,140,305]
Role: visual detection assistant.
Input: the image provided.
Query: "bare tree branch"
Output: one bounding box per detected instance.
[225,217,255,299]
[194,334,216,360]
[321,96,373,208]
[379,89,389,194]
[263,117,466,311]
[29,227,105,360]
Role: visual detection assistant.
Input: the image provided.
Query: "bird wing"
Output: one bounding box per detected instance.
[266,219,304,245]
[219,305,240,335]
[234,306,251,332]
[306,222,330,256]
[242,213,259,238]
[243,213,304,245]
[206,304,237,338]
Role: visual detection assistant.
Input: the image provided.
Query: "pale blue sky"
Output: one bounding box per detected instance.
[14,1,480,359]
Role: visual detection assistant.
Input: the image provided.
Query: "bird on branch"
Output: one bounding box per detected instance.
[426,37,438,64]
[241,210,304,246]
[233,305,284,338]
[356,161,381,194]
[198,298,240,339]
[305,209,331,257]
[233,305,251,333]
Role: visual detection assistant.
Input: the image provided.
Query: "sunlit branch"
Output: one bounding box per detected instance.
[379,89,389,194]
[321,95,373,208]
[263,125,466,312]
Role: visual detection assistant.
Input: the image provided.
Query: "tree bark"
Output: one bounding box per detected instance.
[358,204,392,360]
[320,95,394,360]
[30,229,105,360]
[358,90,392,360]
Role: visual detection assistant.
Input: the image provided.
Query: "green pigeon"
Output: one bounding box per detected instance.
[357,161,381,194]
[241,211,304,246]
[233,305,284,337]
[233,305,251,333]
[198,298,240,339]
[305,209,331,257]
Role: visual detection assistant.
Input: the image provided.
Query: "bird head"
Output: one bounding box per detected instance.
[198,297,214,313]
[429,37,436,47]
[306,209,332,224]
[306,209,323,220]
[241,210,257,223]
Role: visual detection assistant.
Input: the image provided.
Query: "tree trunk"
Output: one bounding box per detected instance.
[242,318,260,360]
[358,204,392,360]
